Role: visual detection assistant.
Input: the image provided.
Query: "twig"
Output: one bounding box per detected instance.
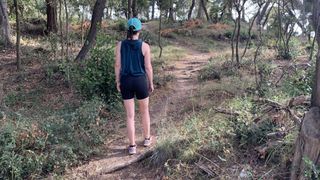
[195,162,216,177]
[213,108,240,116]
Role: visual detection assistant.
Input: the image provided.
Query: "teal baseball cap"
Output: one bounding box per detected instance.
[127,18,142,31]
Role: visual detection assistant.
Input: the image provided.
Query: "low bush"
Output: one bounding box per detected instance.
[0,98,110,179]
[72,34,119,103]
[198,59,221,81]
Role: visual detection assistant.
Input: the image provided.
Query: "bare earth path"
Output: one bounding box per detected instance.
[64,43,215,180]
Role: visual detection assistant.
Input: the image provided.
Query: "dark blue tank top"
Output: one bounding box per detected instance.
[120,39,145,77]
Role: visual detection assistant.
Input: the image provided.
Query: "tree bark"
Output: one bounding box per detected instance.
[132,0,137,17]
[127,0,132,19]
[46,0,58,33]
[200,0,210,21]
[75,0,106,61]
[168,0,174,22]
[158,9,162,58]
[59,0,64,58]
[13,0,21,71]
[291,1,320,178]
[197,0,204,19]
[64,0,69,61]
[256,0,271,26]
[151,0,155,19]
[188,0,196,20]
[0,0,13,47]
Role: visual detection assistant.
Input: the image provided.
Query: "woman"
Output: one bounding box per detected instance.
[114,18,154,155]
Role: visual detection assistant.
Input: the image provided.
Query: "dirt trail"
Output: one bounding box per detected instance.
[64,43,215,180]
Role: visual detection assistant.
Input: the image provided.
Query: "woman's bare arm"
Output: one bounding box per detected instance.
[115,41,121,92]
[142,42,154,92]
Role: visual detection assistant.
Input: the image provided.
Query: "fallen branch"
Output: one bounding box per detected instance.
[195,162,216,177]
[96,148,154,175]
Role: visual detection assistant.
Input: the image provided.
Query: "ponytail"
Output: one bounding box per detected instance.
[127,25,139,40]
[127,26,135,39]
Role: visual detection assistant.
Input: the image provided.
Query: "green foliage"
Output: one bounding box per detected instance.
[282,65,314,97]
[257,62,273,97]
[303,157,320,179]
[151,110,233,167]
[73,34,119,103]
[198,59,221,81]
[0,98,109,179]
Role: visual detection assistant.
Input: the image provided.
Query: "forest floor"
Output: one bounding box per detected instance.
[63,37,217,179]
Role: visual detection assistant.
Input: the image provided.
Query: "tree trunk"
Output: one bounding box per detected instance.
[200,0,210,21]
[291,108,320,179]
[197,0,204,19]
[256,0,271,26]
[158,10,162,58]
[13,0,21,71]
[168,0,174,22]
[0,0,13,47]
[132,0,137,17]
[291,1,320,178]
[59,0,64,58]
[75,0,106,61]
[235,8,241,66]
[151,0,155,19]
[81,5,85,44]
[128,0,132,19]
[64,0,69,61]
[188,0,196,20]
[46,0,58,33]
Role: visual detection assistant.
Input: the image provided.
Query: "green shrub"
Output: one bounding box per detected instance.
[198,59,221,81]
[282,66,314,97]
[0,98,109,179]
[73,34,119,103]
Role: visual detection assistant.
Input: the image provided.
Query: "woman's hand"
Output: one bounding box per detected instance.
[149,83,154,93]
[116,82,121,92]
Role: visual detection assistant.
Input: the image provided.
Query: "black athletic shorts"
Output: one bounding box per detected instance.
[120,75,149,100]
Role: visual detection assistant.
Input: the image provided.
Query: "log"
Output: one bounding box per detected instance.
[291,107,320,179]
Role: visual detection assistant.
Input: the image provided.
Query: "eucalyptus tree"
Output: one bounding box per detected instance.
[0,0,13,47]
[291,1,320,178]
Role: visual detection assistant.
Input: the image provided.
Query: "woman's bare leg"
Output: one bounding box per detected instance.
[124,99,135,145]
[138,97,150,139]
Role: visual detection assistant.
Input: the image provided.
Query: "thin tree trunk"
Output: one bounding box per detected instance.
[197,0,204,19]
[168,0,174,22]
[81,5,85,45]
[256,0,271,26]
[235,8,241,66]
[188,0,196,20]
[151,0,155,19]
[231,17,237,64]
[13,0,21,71]
[59,0,64,58]
[64,0,69,61]
[242,4,263,59]
[132,0,137,17]
[158,10,162,58]
[46,0,58,33]
[75,0,106,61]
[128,0,132,19]
[200,0,210,21]
[262,2,274,27]
[0,0,13,47]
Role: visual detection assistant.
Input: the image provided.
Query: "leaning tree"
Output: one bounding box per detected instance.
[290,0,320,179]
[75,0,106,61]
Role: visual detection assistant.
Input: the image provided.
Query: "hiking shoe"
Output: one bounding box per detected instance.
[143,137,152,147]
[128,145,136,155]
